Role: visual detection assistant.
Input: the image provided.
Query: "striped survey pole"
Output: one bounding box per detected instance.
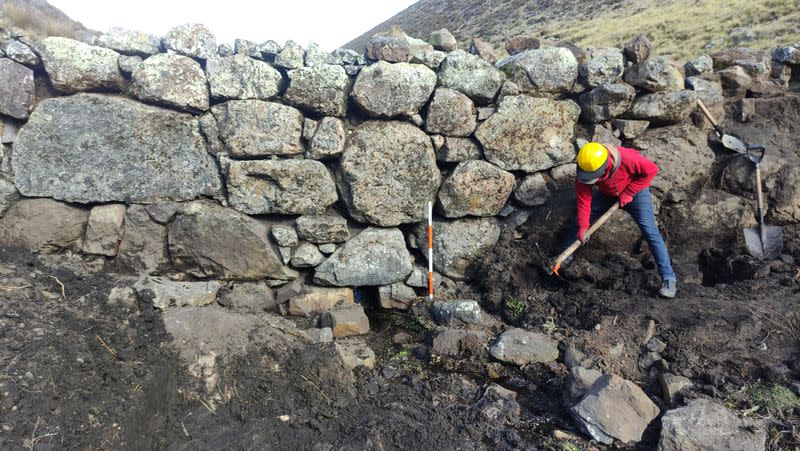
[427,201,434,302]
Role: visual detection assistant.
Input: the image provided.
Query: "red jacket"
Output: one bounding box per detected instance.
[575,146,658,232]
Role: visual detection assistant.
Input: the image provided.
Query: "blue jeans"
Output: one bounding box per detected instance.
[562,188,676,281]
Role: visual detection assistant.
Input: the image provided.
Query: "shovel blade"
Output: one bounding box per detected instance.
[722,134,747,153]
[743,226,784,259]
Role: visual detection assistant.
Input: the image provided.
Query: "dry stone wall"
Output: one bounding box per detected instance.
[0,23,799,309]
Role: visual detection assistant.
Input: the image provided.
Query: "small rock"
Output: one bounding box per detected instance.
[613,119,649,139]
[290,242,325,268]
[392,332,413,345]
[275,279,303,305]
[475,384,520,423]
[296,214,349,244]
[428,28,457,52]
[623,35,652,64]
[623,57,684,92]
[163,23,217,60]
[658,372,692,405]
[489,328,559,365]
[271,224,299,248]
[378,282,417,310]
[684,54,713,76]
[335,339,376,370]
[288,286,354,317]
[134,277,220,309]
[658,399,766,450]
[718,65,752,89]
[431,300,490,327]
[425,88,477,137]
[436,137,483,163]
[432,329,488,357]
[318,243,336,254]
[638,351,661,369]
[646,337,667,353]
[233,39,259,57]
[82,204,126,257]
[437,160,515,218]
[366,28,410,63]
[468,37,496,64]
[117,55,142,76]
[319,304,370,337]
[274,40,305,69]
[580,47,625,87]
[437,50,505,105]
[514,173,550,207]
[565,367,603,405]
[307,117,346,160]
[96,27,160,56]
[505,35,546,55]
[307,327,333,343]
[107,287,137,310]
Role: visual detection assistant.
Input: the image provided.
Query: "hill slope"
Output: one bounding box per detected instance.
[345,0,800,61]
[0,0,89,40]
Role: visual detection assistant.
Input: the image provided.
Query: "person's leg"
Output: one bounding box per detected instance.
[624,188,676,281]
[559,191,616,252]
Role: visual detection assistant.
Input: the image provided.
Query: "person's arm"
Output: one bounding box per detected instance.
[575,180,593,241]
[619,152,659,204]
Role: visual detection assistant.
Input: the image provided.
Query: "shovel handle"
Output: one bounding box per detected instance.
[551,203,620,274]
[696,99,719,127]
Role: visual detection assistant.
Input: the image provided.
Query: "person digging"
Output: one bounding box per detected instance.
[557,142,678,299]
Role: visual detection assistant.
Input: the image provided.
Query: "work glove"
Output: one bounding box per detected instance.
[577,228,589,244]
[619,193,633,208]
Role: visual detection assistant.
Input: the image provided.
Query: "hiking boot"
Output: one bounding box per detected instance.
[658,279,677,299]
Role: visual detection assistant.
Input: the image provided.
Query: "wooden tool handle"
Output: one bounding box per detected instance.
[696,99,719,127]
[551,203,620,274]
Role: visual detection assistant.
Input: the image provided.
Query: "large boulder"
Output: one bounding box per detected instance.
[629,124,715,192]
[12,94,222,203]
[366,29,410,63]
[437,160,515,218]
[338,121,440,226]
[205,55,282,101]
[37,37,124,94]
[475,94,580,172]
[131,53,210,112]
[314,227,413,286]
[226,159,338,215]
[489,328,560,365]
[168,201,295,280]
[351,61,437,117]
[284,64,351,117]
[428,28,457,52]
[414,217,501,279]
[623,58,684,92]
[438,50,505,105]
[0,58,34,119]
[579,83,636,123]
[211,100,303,157]
[658,399,766,451]
[497,47,578,97]
[274,40,305,70]
[623,90,697,125]
[425,88,477,137]
[163,23,217,60]
[95,27,160,56]
[571,374,660,444]
[580,47,625,87]
[0,199,88,252]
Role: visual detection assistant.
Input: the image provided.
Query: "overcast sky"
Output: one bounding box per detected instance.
[49,0,416,50]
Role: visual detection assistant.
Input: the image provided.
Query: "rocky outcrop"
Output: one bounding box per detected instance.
[476,95,580,172]
[351,61,437,117]
[131,53,210,112]
[12,94,222,203]
[338,121,440,226]
[37,37,124,93]
[314,227,413,286]
[168,201,295,280]
[205,55,282,101]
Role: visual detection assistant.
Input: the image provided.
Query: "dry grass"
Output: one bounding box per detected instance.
[544,0,800,60]
[1,0,85,40]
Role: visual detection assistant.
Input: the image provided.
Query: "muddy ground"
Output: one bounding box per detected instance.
[2,95,800,450]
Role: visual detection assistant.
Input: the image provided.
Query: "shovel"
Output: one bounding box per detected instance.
[696,99,747,153]
[742,144,783,259]
[550,203,620,276]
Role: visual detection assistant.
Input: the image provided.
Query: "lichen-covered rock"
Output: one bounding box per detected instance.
[131,53,209,112]
[12,94,222,203]
[296,214,350,243]
[711,48,770,78]
[623,35,652,64]
[205,54,282,101]
[2,39,40,67]
[117,55,142,75]
[414,217,501,279]
[0,58,34,119]
[579,83,636,122]
[623,57,684,92]
[580,47,625,87]
[274,40,305,69]
[96,27,160,56]
[623,90,697,125]
[226,159,338,215]
[284,64,351,116]
[489,328,560,365]
[497,47,578,97]
[425,88,477,137]
[438,160,515,218]
[327,48,367,66]
[366,29,410,63]
[773,46,800,65]
[0,199,88,252]
[351,61,436,117]
[475,95,580,172]
[211,100,303,157]
[436,137,483,162]
[307,117,346,160]
[303,42,328,67]
[168,201,295,280]
[409,49,447,70]
[684,54,713,76]
[338,121,440,226]
[233,39,260,58]
[438,50,505,105]
[685,76,723,106]
[658,399,766,451]
[37,37,124,94]
[314,227,413,286]
[428,28,457,52]
[291,242,325,268]
[514,173,550,207]
[613,119,649,140]
[163,23,217,60]
[82,204,126,257]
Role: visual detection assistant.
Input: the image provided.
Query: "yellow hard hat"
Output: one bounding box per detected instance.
[577,142,609,184]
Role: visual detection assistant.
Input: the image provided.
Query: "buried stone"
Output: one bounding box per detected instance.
[314,227,413,286]
[431,300,491,327]
[489,328,559,366]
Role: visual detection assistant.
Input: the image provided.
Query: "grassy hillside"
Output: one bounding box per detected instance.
[0,0,89,40]
[345,0,800,61]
